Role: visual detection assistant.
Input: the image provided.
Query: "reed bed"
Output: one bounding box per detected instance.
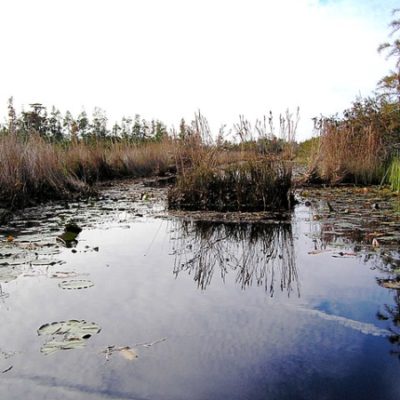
[66,139,173,182]
[168,113,295,212]
[0,133,173,207]
[307,120,386,185]
[0,133,86,206]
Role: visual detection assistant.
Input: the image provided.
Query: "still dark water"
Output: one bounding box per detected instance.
[0,184,399,400]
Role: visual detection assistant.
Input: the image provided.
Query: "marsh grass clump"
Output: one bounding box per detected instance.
[306,99,392,185]
[168,160,293,211]
[0,133,87,207]
[0,133,173,207]
[168,112,296,212]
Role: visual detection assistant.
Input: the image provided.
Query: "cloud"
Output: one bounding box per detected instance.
[0,0,396,139]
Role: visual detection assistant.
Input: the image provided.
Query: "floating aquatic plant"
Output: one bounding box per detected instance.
[58,280,94,290]
[0,266,22,283]
[56,223,82,247]
[37,320,101,355]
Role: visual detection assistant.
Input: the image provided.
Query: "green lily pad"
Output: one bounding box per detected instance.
[38,320,101,355]
[50,271,80,279]
[40,338,87,355]
[7,257,34,266]
[38,320,101,338]
[335,222,358,229]
[58,280,94,290]
[0,266,22,283]
[56,231,78,246]
[31,259,59,266]
[56,223,83,247]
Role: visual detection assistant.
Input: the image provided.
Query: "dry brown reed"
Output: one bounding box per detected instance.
[307,120,385,184]
[168,113,294,212]
[0,133,86,206]
[105,140,172,177]
[65,138,173,182]
[0,133,174,207]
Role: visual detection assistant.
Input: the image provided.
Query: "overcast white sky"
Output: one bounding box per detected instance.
[0,0,397,140]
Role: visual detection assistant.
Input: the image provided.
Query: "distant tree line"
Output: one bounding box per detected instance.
[1,98,168,143]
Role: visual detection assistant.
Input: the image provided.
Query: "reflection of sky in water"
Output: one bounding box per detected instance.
[0,205,399,399]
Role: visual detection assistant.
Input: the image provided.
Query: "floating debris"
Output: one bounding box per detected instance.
[102,346,139,361]
[377,279,400,290]
[2,365,12,373]
[101,338,166,361]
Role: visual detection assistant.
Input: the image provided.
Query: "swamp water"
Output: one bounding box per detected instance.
[0,181,399,400]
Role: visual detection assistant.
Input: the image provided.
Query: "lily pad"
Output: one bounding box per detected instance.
[31,259,60,266]
[38,320,101,355]
[38,320,101,338]
[50,271,80,279]
[58,280,94,290]
[0,266,22,283]
[40,338,87,355]
[56,223,83,247]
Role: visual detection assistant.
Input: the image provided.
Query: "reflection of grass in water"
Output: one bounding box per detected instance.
[171,220,299,296]
[373,252,400,358]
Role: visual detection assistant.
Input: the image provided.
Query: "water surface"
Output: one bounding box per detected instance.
[0,183,399,400]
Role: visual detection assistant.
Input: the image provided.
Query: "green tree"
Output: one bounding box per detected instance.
[7,97,17,135]
[91,107,108,138]
[48,106,63,141]
[63,110,74,138]
[77,110,90,138]
[378,9,400,101]
[22,103,48,136]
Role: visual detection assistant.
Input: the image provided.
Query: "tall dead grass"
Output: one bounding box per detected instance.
[307,121,386,184]
[168,113,294,212]
[0,134,173,207]
[0,133,86,206]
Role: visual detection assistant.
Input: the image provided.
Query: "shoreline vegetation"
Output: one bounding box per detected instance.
[0,102,299,213]
[0,94,399,219]
[1,10,400,214]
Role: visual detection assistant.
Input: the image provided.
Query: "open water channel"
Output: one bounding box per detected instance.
[0,180,399,400]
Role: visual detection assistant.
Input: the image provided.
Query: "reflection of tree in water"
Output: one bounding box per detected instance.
[375,252,400,358]
[377,290,400,358]
[171,220,299,296]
